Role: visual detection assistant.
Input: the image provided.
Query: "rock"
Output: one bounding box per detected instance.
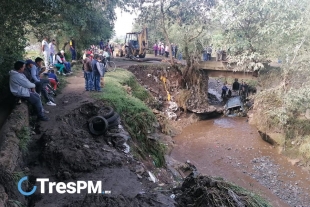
[63,171,71,179]
[166,112,177,120]
[83,145,90,149]
[135,165,145,174]
[147,133,160,141]
[148,171,158,183]
[0,185,8,203]
[152,109,160,114]
[168,101,178,112]
[137,174,142,179]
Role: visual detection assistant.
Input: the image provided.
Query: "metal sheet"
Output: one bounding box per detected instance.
[226,96,244,110]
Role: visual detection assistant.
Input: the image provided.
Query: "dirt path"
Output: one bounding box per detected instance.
[25,64,175,206]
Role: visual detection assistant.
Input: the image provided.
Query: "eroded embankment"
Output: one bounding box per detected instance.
[0,62,272,207]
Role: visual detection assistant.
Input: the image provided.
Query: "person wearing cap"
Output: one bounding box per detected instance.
[9,61,49,121]
[24,59,56,106]
[60,50,72,73]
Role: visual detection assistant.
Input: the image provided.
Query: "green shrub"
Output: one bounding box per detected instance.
[94,69,165,167]
[16,126,31,152]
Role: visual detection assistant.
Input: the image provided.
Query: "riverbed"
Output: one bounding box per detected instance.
[171,117,310,207]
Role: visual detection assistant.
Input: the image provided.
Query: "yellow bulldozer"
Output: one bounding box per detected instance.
[118,27,148,58]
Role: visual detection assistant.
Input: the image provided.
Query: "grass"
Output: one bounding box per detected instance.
[94,69,166,167]
[299,136,310,159]
[12,171,25,183]
[16,126,31,152]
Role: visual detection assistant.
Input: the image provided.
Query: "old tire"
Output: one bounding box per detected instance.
[98,106,114,118]
[108,118,120,128]
[107,112,120,124]
[88,116,108,135]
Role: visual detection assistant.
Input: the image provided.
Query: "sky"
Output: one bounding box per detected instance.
[114,8,137,39]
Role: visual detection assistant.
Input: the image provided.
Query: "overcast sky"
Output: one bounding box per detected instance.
[114,8,137,38]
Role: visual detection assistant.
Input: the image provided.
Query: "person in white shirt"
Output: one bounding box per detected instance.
[42,37,50,68]
[54,52,66,75]
[49,39,56,65]
[165,44,169,57]
[60,50,72,73]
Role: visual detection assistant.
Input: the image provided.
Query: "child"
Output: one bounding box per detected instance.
[48,70,59,90]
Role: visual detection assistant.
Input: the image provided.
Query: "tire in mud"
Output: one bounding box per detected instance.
[107,112,120,124]
[88,116,108,135]
[108,118,120,128]
[98,106,114,118]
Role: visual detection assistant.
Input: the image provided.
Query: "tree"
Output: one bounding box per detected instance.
[214,0,308,71]
[0,0,129,100]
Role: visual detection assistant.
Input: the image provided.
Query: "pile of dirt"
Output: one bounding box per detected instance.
[174,174,271,207]
[128,64,181,101]
[38,102,129,179]
[67,193,175,207]
[25,101,176,206]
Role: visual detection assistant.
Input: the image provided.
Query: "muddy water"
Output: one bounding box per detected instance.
[171,117,310,207]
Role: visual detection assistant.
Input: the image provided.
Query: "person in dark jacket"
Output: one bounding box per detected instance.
[91,54,102,92]
[48,70,59,90]
[222,84,228,98]
[83,54,93,91]
[232,78,240,91]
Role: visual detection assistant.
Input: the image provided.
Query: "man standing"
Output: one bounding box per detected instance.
[99,39,104,50]
[206,44,213,61]
[174,44,178,59]
[153,43,158,57]
[91,54,102,92]
[216,48,223,61]
[221,83,228,98]
[10,61,49,121]
[49,39,56,65]
[69,37,76,60]
[232,78,240,95]
[171,43,175,57]
[83,54,93,91]
[42,37,50,67]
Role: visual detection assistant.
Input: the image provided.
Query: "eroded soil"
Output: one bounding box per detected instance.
[171,117,310,207]
[24,67,175,207]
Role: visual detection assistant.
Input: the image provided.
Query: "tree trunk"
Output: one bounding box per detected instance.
[160,0,174,64]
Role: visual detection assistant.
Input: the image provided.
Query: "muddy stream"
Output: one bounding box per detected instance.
[171,117,310,207]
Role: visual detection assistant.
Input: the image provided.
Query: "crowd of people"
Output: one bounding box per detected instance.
[203,45,226,62]
[8,37,82,122]
[221,79,250,99]
[153,42,182,60]
[79,40,114,92]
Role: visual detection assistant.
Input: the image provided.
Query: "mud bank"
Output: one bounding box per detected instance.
[0,102,29,206]
[25,101,176,207]
[0,61,271,207]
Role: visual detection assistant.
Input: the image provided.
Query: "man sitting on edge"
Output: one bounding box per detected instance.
[9,61,49,121]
